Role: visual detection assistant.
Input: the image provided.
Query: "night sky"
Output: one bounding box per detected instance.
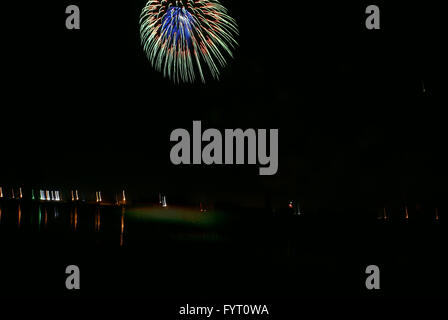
[2,0,447,211]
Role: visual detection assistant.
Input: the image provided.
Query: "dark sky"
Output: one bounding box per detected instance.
[2,1,447,210]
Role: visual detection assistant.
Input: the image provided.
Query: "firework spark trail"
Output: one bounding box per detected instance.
[140,0,239,83]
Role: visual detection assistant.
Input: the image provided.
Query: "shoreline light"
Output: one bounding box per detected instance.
[96,191,102,203]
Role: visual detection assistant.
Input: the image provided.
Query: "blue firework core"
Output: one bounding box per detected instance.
[160,6,195,47]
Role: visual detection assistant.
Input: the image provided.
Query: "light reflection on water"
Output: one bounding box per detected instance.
[74,207,78,231]
[0,202,127,246]
[18,204,21,228]
[94,207,101,232]
[38,206,42,230]
[120,206,125,247]
[0,203,227,247]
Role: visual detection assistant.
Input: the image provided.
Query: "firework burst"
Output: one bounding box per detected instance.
[140,0,239,83]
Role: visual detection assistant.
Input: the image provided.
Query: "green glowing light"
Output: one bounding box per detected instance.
[126,205,225,227]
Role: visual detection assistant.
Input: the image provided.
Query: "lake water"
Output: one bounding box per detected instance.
[0,200,447,299]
